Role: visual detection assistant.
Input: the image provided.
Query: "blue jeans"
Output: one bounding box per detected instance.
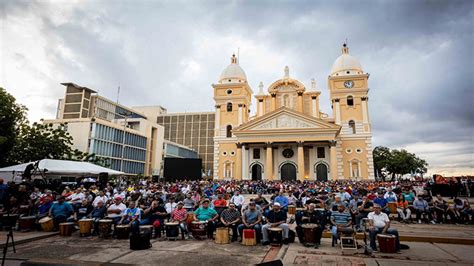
[369,227,400,251]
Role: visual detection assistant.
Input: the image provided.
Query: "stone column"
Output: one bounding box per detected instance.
[265,143,273,180]
[230,162,234,179]
[238,104,243,125]
[271,93,277,111]
[334,99,341,125]
[297,142,305,180]
[215,105,220,136]
[257,99,264,117]
[297,91,304,112]
[235,143,242,180]
[242,144,248,180]
[361,97,369,124]
[329,141,338,180]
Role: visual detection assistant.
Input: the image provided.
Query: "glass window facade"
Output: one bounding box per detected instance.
[165,143,199,159]
[90,123,147,175]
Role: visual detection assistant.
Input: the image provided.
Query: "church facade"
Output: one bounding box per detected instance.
[213,44,374,181]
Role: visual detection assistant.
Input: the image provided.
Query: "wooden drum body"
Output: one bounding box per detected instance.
[140,225,153,236]
[98,219,113,238]
[268,227,283,246]
[242,229,256,246]
[190,221,207,239]
[18,216,36,232]
[165,222,180,240]
[377,234,397,253]
[388,202,397,214]
[116,225,130,239]
[288,205,296,215]
[39,217,54,232]
[301,223,318,244]
[215,227,230,244]
[79,219,93,236]
[59,222,74,236]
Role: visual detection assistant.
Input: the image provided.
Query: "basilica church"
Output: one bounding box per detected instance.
[213,44,374,181]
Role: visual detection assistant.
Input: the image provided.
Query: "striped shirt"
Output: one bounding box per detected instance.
[331,210,351,225]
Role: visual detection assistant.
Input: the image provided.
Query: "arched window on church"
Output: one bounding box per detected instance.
[227,102,233,112]
[347,96,354,106]
[226,125,232,138]
[348,120,356,134]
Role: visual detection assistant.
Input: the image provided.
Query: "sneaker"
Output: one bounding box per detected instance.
[430,220,436,224]
[418,220,422,224]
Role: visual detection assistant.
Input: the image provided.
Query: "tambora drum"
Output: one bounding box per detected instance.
[79,219,93,236]
[288,205,296,215]
[215,227,229,244]
[98,219,113,238]
[301,223,318,244]
[242,229,256,246]
[388,202,397,214]
[116,224,130,239]
[190,221,207,240]
[59,222,74,236]
[39,217,54,232]
[268,227,283,246]
[18,216,36,232]
[140,225,154,236]
[377,234,397,253]
[165,222,180,240]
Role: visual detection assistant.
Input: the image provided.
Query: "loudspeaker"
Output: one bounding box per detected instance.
[130,232,152,250]
[98,172,108,188]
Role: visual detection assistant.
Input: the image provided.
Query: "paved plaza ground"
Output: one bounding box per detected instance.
[1,195,473,265]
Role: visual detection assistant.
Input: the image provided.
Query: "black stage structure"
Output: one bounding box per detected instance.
[163,158,202,182]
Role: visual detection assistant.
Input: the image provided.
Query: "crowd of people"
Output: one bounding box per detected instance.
[0,178,472,252]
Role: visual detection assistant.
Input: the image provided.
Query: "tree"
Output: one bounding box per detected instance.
[0,88,28,167]
[373,146,428,181]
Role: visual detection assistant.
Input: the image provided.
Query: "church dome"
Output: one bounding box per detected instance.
[330,44,363,76]
[219,54,247,84]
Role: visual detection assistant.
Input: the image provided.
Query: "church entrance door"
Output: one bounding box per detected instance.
[281,163,296,181]
[251,164,262,181]
[316,163,328,182]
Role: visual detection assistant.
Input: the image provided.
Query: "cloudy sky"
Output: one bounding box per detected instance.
[1,0,472,175]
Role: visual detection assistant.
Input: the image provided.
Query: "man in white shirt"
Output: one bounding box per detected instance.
[107,196,127,225]
[67,188,85,206]
[230,190,245,211]
[367,204,400,252]
[92,191,109,207]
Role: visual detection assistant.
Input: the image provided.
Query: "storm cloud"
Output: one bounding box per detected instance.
[1,0,472,175]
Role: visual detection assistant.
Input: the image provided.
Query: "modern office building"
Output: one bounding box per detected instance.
[45,83,164,176]
[155,112,215,177]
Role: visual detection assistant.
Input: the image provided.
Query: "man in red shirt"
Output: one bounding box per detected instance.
[171,202,189,239]
[213,194,227,208]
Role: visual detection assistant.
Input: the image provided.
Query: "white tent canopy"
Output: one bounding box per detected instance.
[0,159,125,178]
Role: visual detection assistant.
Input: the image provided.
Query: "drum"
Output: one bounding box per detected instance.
[165,222,180,240]
[268,227,283,246]
[215,227,229,244]
[19,205,30,215]
[116,224,130,239]
[190,221,207,240]
[242,229,256,246]
[140,225,154,236]
[98,219,113,238]
[79,219,93,236]
[288,205,296,215]
[388,202,397,214]
[301,223,318,244]
[186,212,195,226]
[39,217,54,232]
[59,222,74,236]
[377,234,397,253]
[18,216,36,232]
[337,226,354,236]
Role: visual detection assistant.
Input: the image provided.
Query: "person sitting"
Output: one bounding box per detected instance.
[89,200,107,235]
[194,199,219,239]
[37,195,53,220]
[213,193,227,216]
[119,201,141,235]
[48,196,74,229]
[230,190,245,211]
[330,204,353,246]
[238,202,262,243]
[356,196,373,231]
[107,196,127,226]
[262,202,289,245]
[183,193,196,212]
[219,202,241,242]
[171,201,189,239]
[433,194,448,223]
[373,193,390,215]
[273,190,289,212]
[254,192,270,215]
[74,199,93,221]
[141,200,167,238]
[367,204,400,252]
[412,196,432,223]
[329,195,347,211]
[396,194,411,223]
[165,197,177,215]
[296,203,325,248]
[92,191,108,207]
[384,187,397,203]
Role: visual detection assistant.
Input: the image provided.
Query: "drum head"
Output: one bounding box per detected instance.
[100,219,112,223]
[39,217,52,223]
[301,223,317,229]
[268,227,283,232]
